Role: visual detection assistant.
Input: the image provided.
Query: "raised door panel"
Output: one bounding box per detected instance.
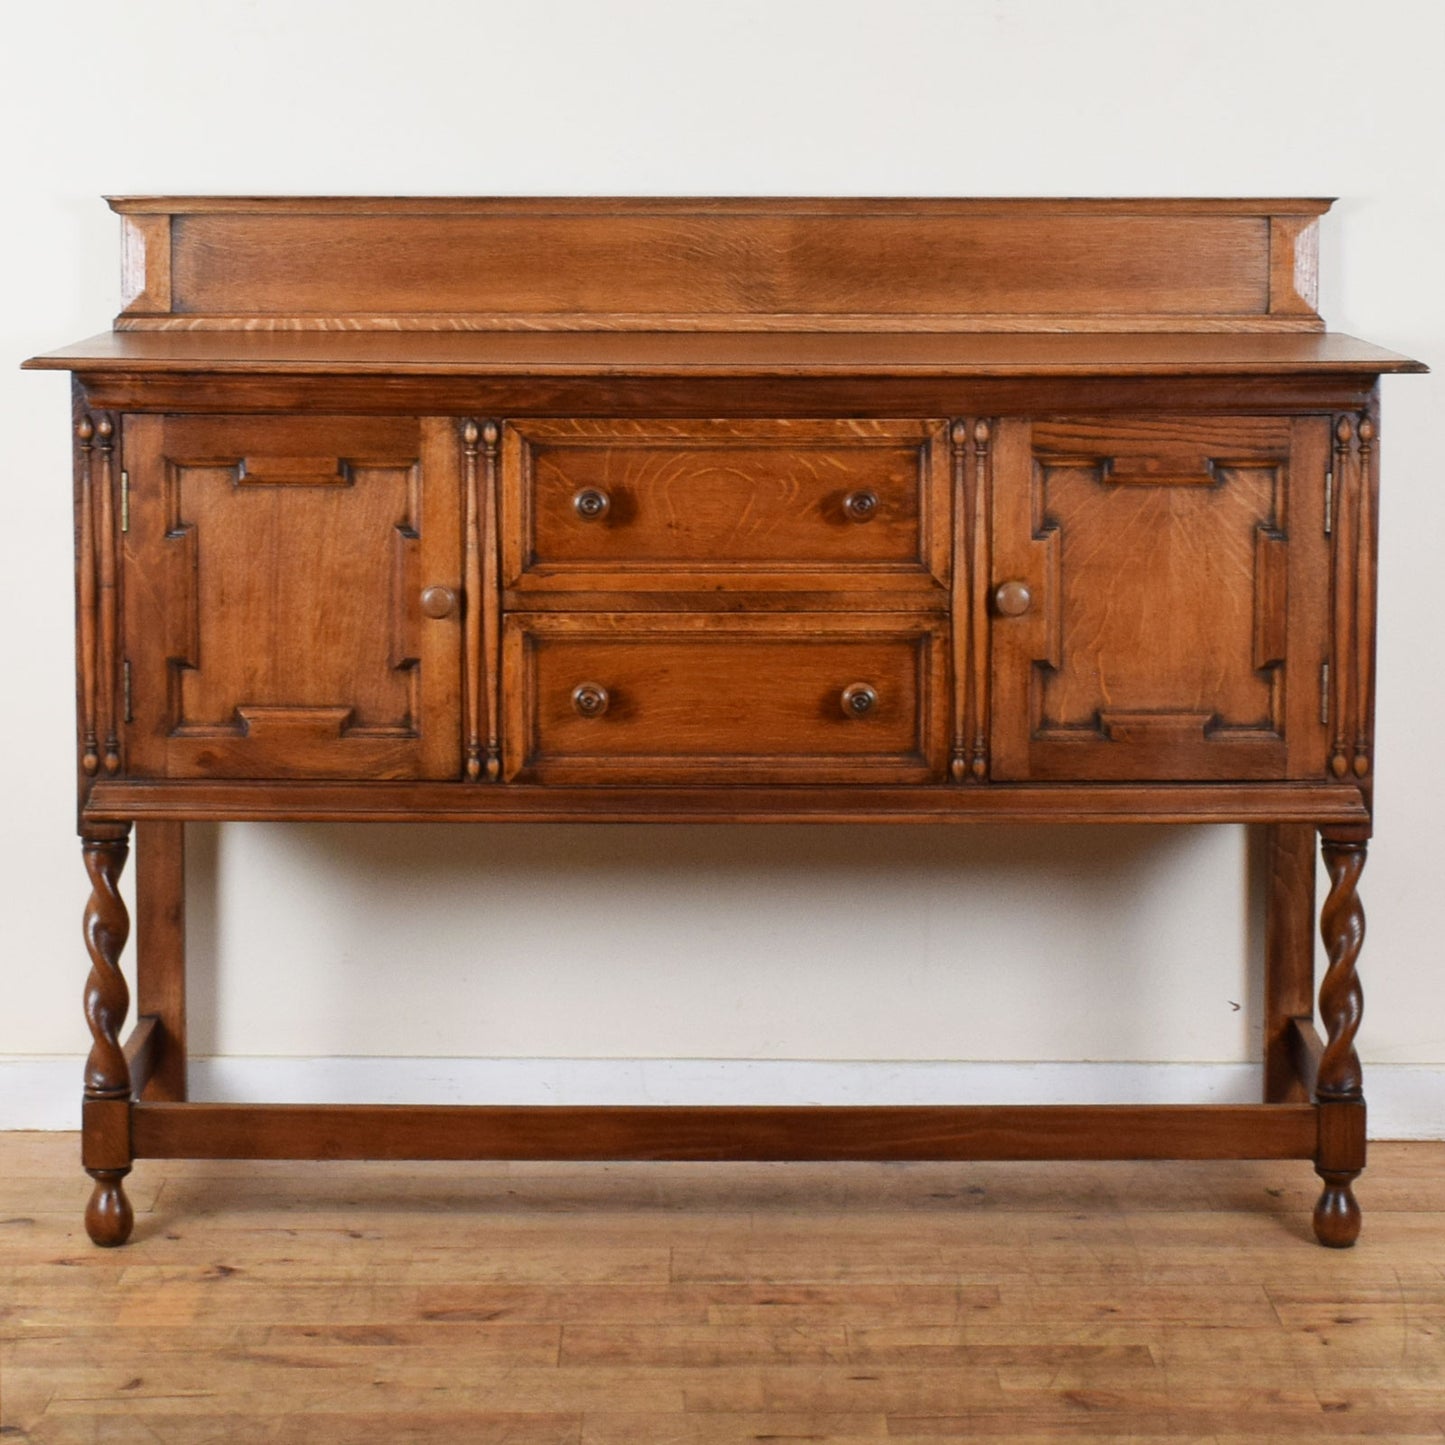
[504,419,950,603]
[504,612,948,784]
[123,415,462,779]
[989,416,1330,782]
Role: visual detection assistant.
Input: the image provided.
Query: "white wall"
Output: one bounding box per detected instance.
[3,0,1441,1125]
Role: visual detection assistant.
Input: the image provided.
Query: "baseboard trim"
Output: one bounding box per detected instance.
[3,1056,1440,1138]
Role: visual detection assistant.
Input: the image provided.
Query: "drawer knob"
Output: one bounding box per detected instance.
[573,487,612,521]
[843,489,879,522]
[419,585,457,619]
[993,580,1033,617]
[571,682,611,718]
[841,683,878,717]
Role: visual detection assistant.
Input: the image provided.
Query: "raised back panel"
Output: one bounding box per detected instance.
[110,197,1330,333]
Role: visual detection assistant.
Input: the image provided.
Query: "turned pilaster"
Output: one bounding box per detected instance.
[81,823,135,1246]
[1313,832,1367,1248]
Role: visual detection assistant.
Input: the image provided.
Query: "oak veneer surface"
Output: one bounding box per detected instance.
[3,1134,1445,1443]
[25,328,1424,374]
[102,196,1335,334]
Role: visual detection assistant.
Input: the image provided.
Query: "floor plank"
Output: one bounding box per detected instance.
[0,1134,1441,1442]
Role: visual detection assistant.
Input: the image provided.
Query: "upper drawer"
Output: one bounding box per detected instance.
[503,419,951,602]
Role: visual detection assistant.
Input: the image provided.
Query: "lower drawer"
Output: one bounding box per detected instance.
[504,614,947,784]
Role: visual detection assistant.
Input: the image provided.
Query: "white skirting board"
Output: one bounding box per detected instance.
[3,1056,1441,1138]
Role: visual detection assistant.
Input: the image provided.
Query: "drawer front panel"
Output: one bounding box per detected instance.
[989,415,1331,782]
[505,614,947,783]
[505,419,950,599]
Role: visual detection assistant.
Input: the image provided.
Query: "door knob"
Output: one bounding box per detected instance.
[573,487,611,520]
[993,581,1032,617]
[419,585,457,619]
[841,683,878,717]
[571,683,611,717]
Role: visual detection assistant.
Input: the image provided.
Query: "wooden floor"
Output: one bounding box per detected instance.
[1,1135,1443,1442]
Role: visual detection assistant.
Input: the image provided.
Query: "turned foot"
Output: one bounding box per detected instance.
[85,1168,134,1246]
[1313,1169,1362,1248]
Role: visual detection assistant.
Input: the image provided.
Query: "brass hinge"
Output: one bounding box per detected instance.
[120,470,130,534]
[123,659,132,724]
[1320,661,1330,727]
[1323,468,1332,537]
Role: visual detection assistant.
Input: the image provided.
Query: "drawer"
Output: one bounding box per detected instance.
[503,419,950,601]
[504,613,948,784]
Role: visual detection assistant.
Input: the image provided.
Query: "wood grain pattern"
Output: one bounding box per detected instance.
[100,197,1332,333]
[504,613,946,785]
[505,418,949,600]
[134,821,187,1102]
[7,1133,1445,1442]
[82,778,1372,826]
[989,416,1331,782]
[1262,823,1316,1105]
[28,327,1426,377]
[130,1102,1319,1163]
[121,414,463,781]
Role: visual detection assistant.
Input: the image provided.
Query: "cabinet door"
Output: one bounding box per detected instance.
[123,415,462,779]
[989,417,1330,782]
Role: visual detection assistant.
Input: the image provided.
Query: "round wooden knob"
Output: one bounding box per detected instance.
[571,683,610,718]
[419,585,457,619]
[843,489,879,522]
[993,580,1033,617]
[573,487,611,521]
[841,683,878,718]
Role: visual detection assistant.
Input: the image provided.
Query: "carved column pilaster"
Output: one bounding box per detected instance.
[462,420,484,780]
[949,420,969,782]
[1352,413,1377,780]
[76,415,99,776]
[949,418,993,784]
[480,420,502,781]
[968,420,993,782]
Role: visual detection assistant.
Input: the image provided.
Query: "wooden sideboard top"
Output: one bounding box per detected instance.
[25,329,1424,376]
[27,197,1423,377]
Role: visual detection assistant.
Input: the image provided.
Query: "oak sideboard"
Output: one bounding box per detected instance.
[26,196,1424,1247]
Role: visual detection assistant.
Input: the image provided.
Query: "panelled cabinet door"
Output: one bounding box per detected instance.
[123,415,463,779]
[989,416,1331,782]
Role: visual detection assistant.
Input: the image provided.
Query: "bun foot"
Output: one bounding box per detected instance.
[1313,1170,1361,1248]
[85,1168,134,1247]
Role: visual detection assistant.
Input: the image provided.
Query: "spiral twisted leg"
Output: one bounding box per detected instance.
[81,825,134,1246]
[1313,835,1367,1248]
